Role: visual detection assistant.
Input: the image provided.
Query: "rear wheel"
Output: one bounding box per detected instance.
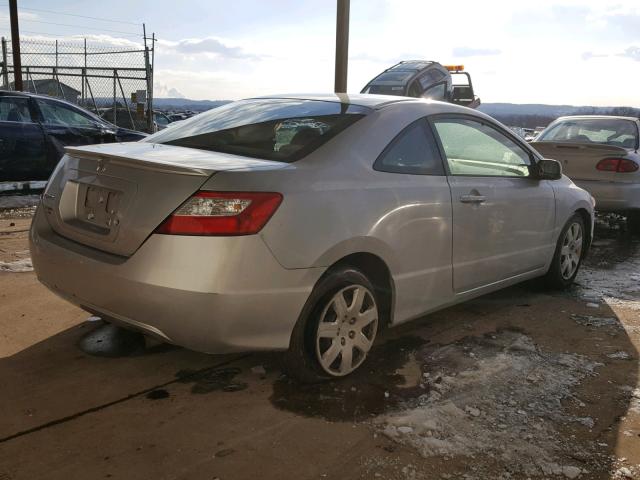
[284,267,380,383]
[542,214,586,289]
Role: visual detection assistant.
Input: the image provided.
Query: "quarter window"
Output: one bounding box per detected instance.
[0,97,32,123]
[374,120,444,175]
[433,118,532,177]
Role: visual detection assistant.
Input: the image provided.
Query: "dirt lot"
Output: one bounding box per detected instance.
[1,208,639,480]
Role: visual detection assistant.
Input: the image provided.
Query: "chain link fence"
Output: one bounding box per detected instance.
[0,37,154,132]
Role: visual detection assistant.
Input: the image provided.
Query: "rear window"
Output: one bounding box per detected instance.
[145,99,370,162]
[361,71,415,95]
[362,85,405,95]
[538,118,639,149]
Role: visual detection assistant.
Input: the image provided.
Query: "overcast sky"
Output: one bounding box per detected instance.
[1,0,639,106]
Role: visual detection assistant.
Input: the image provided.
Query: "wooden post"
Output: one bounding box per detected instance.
[9,0,22,91]
[334,0,350,93]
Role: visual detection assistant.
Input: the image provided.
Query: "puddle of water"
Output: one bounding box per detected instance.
[270,336,426,422]
[175,367,247,394]
[146,389,170,400]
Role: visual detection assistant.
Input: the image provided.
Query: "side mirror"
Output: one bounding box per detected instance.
[534,158,562,180]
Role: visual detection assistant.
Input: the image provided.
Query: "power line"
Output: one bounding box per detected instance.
[0,3,141,26]
[19,19,142,37]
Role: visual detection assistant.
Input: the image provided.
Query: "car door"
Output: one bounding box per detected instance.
[430,115,556,293]
[0,96,48,181]
[371,119,454,321]
[33,97,115,165]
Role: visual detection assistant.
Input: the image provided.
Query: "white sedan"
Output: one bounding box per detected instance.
[532,115,640,232]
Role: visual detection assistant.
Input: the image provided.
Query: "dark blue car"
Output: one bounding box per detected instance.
[0,91,146,181]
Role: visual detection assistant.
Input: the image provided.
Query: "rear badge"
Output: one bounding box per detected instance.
[96,159,107,174]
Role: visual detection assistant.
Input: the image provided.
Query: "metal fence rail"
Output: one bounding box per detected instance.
[0,36,154,132]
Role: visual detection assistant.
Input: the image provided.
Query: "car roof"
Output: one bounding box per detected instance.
[555,115,639,122]
[0,89,115,125]
[387,60,438,72]
[251,93,417,109]
[0,89,88,109]
[0,89,62,102]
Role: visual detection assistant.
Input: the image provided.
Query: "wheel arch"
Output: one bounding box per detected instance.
[318,252,395,328]
[574,207,593,255]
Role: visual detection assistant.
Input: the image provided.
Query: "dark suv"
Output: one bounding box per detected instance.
[361,60,480,108]
[0,91,146,181]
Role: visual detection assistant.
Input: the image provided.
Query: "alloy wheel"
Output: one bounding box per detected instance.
[560,222,583,280]
[315,285,378,376]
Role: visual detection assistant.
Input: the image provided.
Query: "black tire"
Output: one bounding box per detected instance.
[283,266,380,383]
[627,211,640,235]
[542,213,587,289]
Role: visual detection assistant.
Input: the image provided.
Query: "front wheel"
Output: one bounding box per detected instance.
[542,214,586,289]
[284,267,380,383]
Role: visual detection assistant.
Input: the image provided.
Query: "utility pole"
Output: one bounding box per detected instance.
[9,0,22,91]
[334,0,349,93]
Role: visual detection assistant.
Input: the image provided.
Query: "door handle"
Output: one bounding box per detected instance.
[460,194,486,204]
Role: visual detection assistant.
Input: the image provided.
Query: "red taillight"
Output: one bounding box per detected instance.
[617,159,639,172]
[596,158,639,173]
[155,191,282,236]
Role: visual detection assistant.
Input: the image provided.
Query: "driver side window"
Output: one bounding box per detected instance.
[423,83,447,101]
[37,99,95,127]
[432,117,532,177]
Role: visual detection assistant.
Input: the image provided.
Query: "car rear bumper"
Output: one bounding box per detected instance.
[575,180,640,212]
[29,207,322,354]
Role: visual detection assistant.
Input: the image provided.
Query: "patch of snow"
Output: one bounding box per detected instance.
[615,466,634,479]
[562,465,582,478]
[571,314,622,329]
[0,257,33,273]
[607,351,631,360]
[575,246,640,310]
[374,331,601,477]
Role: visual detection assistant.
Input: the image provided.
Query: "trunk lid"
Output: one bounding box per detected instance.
[530,141,636,182]
[41,142,288,256]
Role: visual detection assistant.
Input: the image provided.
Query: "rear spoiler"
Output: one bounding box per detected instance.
[530,142,629,156]
[65,145,214,177]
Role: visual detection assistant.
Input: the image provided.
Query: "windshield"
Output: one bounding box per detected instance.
[538,118,639,149]
[361,84,405,95]
[144,99,370,162]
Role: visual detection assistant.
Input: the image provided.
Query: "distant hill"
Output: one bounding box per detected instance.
[153,98,231,111]
[88,97,231,112]
[150,98,640,126]
[478,103,640,128]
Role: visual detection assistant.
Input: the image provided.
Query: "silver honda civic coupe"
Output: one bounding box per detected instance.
[30,94,594,381]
